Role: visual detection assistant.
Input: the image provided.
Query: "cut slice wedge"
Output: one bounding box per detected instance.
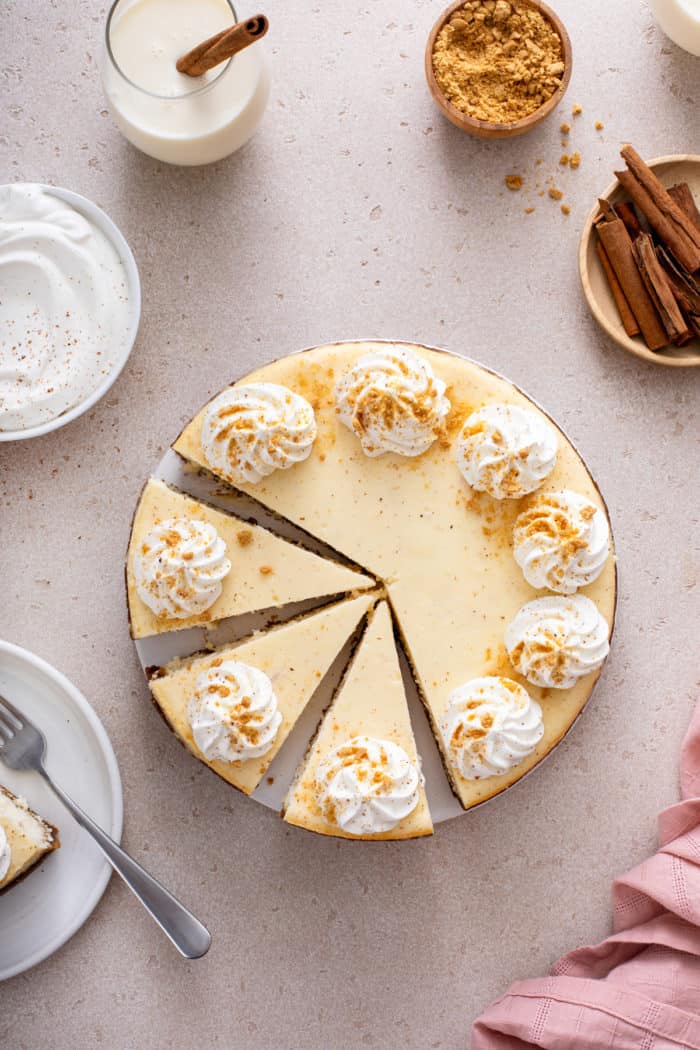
[149,592,377,795]
[282,601,433,840]
[126,478,374,639]
[0,785,59,893]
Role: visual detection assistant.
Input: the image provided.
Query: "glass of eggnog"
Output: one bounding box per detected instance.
[102,0,270,165]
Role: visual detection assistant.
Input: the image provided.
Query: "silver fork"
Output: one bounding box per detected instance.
[0,692,211,960]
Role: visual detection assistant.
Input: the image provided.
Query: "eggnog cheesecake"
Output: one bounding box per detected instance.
[282,601,433,839]
[0,785,59,893]
[149,592,376,794]
[126,478,373,639]
[173,341,616,813]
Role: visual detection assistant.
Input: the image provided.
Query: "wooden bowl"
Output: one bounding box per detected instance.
[425,0,572,139]
[579,155,700,368]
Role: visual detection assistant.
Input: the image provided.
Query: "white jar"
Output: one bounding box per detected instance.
[648,0,700,56]
[101,0,270,166]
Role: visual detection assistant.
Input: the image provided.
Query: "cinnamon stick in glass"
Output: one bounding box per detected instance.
[596,218,668,351]
[177,15,268,77]
[632,233,691,345]
[595,241,640,337]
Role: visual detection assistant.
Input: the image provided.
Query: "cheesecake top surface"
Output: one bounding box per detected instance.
[174,342,616,814]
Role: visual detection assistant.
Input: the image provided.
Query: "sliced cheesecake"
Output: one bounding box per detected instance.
[0,786,59,893]
[126,478,373,639]
[282,601,433,840]
[175,342,616,811]
[149,592,377,794]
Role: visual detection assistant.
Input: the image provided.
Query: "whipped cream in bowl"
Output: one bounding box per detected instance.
[315,736,423,835]
[187,660,282,763]
[505,594,610,689]
[440,676,544,781]
[456,402,557,498]
[0,183,140,441]
[335,345,451,457]
[513,489,610,594]
[201,382,317,486]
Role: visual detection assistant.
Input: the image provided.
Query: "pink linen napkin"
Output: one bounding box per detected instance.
[471,699,700,1050]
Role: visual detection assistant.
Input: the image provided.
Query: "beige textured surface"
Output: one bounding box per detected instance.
[0,0,698,1047]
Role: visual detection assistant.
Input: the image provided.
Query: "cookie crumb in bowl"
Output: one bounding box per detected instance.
[425,0,572,138]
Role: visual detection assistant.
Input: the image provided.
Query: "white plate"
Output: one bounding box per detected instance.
[0,183,141,442]
[0,641,123,980]
[134,343,616,827]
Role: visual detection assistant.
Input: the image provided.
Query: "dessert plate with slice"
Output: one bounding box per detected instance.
[128,341,617,840]
[0,641,122,979]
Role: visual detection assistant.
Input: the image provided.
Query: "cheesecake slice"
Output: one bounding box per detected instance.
[126,478,373,639]
[0,785,59,893]
[282,601,433,840]
[149,592,377,794]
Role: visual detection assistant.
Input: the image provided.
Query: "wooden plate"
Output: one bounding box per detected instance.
[579,155,700,368]
[425,0,572,139]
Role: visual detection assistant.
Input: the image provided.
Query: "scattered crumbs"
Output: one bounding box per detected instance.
[536,158,543,165]
[569,151,581,169]
[548,187,563,200]
[561,203,570,215]
[524,207,535,214]
[559,153,569,166]
[595,120,604,130]
[505,174,523,191]
[267,776,275,785]
[259,565,274,576]
[236,529,254,547]
[572,103,582,115]
[560,122,570,134]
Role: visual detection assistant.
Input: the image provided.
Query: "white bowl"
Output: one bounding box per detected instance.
[0,184,141,442]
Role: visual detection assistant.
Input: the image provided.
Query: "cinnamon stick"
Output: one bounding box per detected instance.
[668,183,700,232]
[595,240,640,337]
[595,197,617,224]
[656,244,700,336]
[177,15,268,77]
[174,26,229,73]
[614,201,642,240]
[632,232,691,345]
[596,218,668,351]
[617,146,700,272]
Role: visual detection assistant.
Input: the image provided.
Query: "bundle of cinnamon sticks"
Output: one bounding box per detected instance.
[594,146,700,352]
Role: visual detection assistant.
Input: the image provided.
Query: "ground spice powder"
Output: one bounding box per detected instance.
[432,0,564,123]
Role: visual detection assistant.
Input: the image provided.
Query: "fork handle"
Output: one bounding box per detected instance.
[39,767,211,960]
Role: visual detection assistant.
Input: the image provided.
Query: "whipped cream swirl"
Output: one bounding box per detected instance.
[456,403,557,499]
[441,676,544,780]
[0,824,10,882]
[315,736,422,834]
[335,346,450,457]
[513,489,610,594]
[201,382,317,486]
[187,660,282,763]
[505,595,610,689]
[134,517,231,620]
